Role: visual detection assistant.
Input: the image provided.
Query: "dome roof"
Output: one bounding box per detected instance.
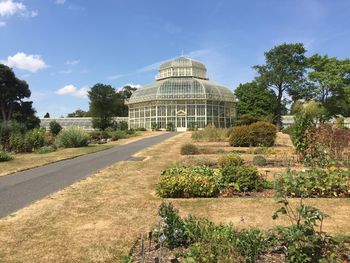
[127,57,235,104]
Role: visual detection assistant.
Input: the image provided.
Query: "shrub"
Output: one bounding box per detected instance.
[8,128,45,153]
[135,127,147,131]
[49,121,62,136]
[178,156,217,168]
[217,153,244,168]
[0,151,14,162]
[229,122,277,147]
[253,147,271,155]
[249,121,277,147]
[0,121,27,150]
[89,131,101,140]
[191,124,228,142]
[110,130,126,141]
[37,145,56,154]
[219,165,267,192]
[151,123,160,131]
[119,121,128,131]
[228,125,253,146]
[26,128,45,149]
[166,122,175,131]
[126,129,135,135]
[275,169,350,197]
[156,166,219,198]
[55,127,89,148]
[180,143,199,155]
[252,155,267,166]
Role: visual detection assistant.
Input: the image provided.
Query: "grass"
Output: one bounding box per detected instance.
[0,132,349,262]
[0,131,155,177]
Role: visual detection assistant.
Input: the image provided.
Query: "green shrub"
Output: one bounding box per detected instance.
[151,123,160,131]
[126,129,135,135]
[180,143,199,155]
[110,130,126,141]
[119,121,128,131]
[252,155,267,166]
[89,131,101,140]
[219,165,267,192]
[0,151,14,162]
[217,153,244,168]
[228,125,253,146]
[253,147,271,155]
[55,127,89,148]
[156,166,219,198]
[49,121,62,136]
[26,128,45,149]
[191,124,228,142]
[135,127,147,131]
[275,169,350,197]
[229,122,277,147]
[8,128,45,153]
[178,156,217,168]
[37,145,56,154]
[249,121,277,147]
[166,122,175,131]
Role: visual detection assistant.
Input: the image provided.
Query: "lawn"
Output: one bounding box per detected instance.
[0,131,157,177]
[0,132,349,262]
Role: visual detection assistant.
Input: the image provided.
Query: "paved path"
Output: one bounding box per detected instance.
[0,132,177,218]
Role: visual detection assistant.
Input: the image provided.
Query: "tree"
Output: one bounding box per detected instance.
[254,43,307,130]
[234,81,277,121]
[88,83,118,130]
[0,64,31,122]
[44,112,50,118]
[115,85,137,117]
[49,121,62,136]
[11,101,40,130]
[67,109,90,117]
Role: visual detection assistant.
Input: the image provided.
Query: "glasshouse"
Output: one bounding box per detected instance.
[126,57,236,131]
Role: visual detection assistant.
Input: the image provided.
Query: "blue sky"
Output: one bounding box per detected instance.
[1,0,349,117]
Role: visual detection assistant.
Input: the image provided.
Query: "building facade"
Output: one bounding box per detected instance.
[126,57,236,131]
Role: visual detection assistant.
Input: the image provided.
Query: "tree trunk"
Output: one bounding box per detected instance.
[275,84,283,131]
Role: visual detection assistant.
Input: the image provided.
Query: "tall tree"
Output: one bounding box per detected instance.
[67,109,90,117]
[44,112,50,118]
[115,85,137,117]
[234,81,277,120]
[0,64,31,122]
[253,43,307,130]
[88,83,118,130]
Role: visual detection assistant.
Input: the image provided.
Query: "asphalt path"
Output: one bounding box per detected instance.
[0,132,177,218]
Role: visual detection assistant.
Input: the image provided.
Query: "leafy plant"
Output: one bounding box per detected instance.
[177,156,217,168]
[55,127,89,148]
[151,123,160,131]
[228,125,253,146]
[166,122,175,131]
[252,155,267,166]
[49,121,62,136]
[275,169,350,197]
[217,153,244,168]
[37,145,56,154]
[0,150,14,162]
[191,125,228,142]
[180,143,199,155]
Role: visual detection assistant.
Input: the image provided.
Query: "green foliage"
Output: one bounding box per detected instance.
[187,122,198,131]
[253,146,271,155]
[37,145,56,154]
[0,121,26,150]
[252,155,267,166]
[157,202,187,248]
[166,122,175,131]
[191,124,228,142]
[0,150,14,162]
[273,198,339,262]
[254,43,307,129]
[151,122,160,131]
[217,153,244,168]
[219,165,268,192]
[8,128,45,153]
[235,81,277,120]
[55,127,89,148]
[119,121,128,131]
[229,121,276,147]
[177,156,217,168]
[156,166,219,198]
[110,130,126,141]
[275,169,350,198]
[180,143,199,155]
[49,121,62,136]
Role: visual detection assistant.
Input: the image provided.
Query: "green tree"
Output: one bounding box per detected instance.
[254,43,307,130]
[234,81,277,121]
[115,85,137,117]
[67,108,90,117]
[11,101,40,130]
[44,112,50,118]
[88,83,118,130]
[0,64,31,122]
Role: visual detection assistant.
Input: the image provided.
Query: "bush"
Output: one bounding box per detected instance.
[180,143,199,155]
[178,156,217,168]
[110,130,126,141]
[253,147,271,155]
[55,127,89,148]
[252,155,267,166]
[275,169,350,197]
[151,123,160,131]
[219,165,267,192]
[37,145,56,154]
[26,128,46,149]
[126,129,135,135]
[228,125,253,146]
[49,121,62,136]
[0,121,27,150]
[0,151,14,162]
[156,166,219,198]
[191,124,228,142]
[89,131,101,140]
[119,121,128,131]
[217,153,244,168]
[229,121,277,147]
[166,122,175,131]
[8,128,45,153]
[135,127,147,131]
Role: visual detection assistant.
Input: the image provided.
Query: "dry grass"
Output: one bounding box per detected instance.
[0,132,349,263]
[0,131,158,177]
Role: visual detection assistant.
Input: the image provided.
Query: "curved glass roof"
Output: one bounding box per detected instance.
[127,57,235,104]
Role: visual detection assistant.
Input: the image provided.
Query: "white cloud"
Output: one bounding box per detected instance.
[55,0,66,4]
[65,59,79,65]
[116,83,142,91]
[55,84,89,98]
[1,52,47,72]
[0,0,37,17]
[0,20,5,27]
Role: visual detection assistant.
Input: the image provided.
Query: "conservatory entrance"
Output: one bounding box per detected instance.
[176,111,186,131]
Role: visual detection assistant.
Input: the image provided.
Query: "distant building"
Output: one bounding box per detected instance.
[126,57,237,131]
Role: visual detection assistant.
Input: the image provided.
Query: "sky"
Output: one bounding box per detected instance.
[1,0,350,117]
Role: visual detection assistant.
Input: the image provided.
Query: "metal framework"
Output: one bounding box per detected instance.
[126,57,236,131]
